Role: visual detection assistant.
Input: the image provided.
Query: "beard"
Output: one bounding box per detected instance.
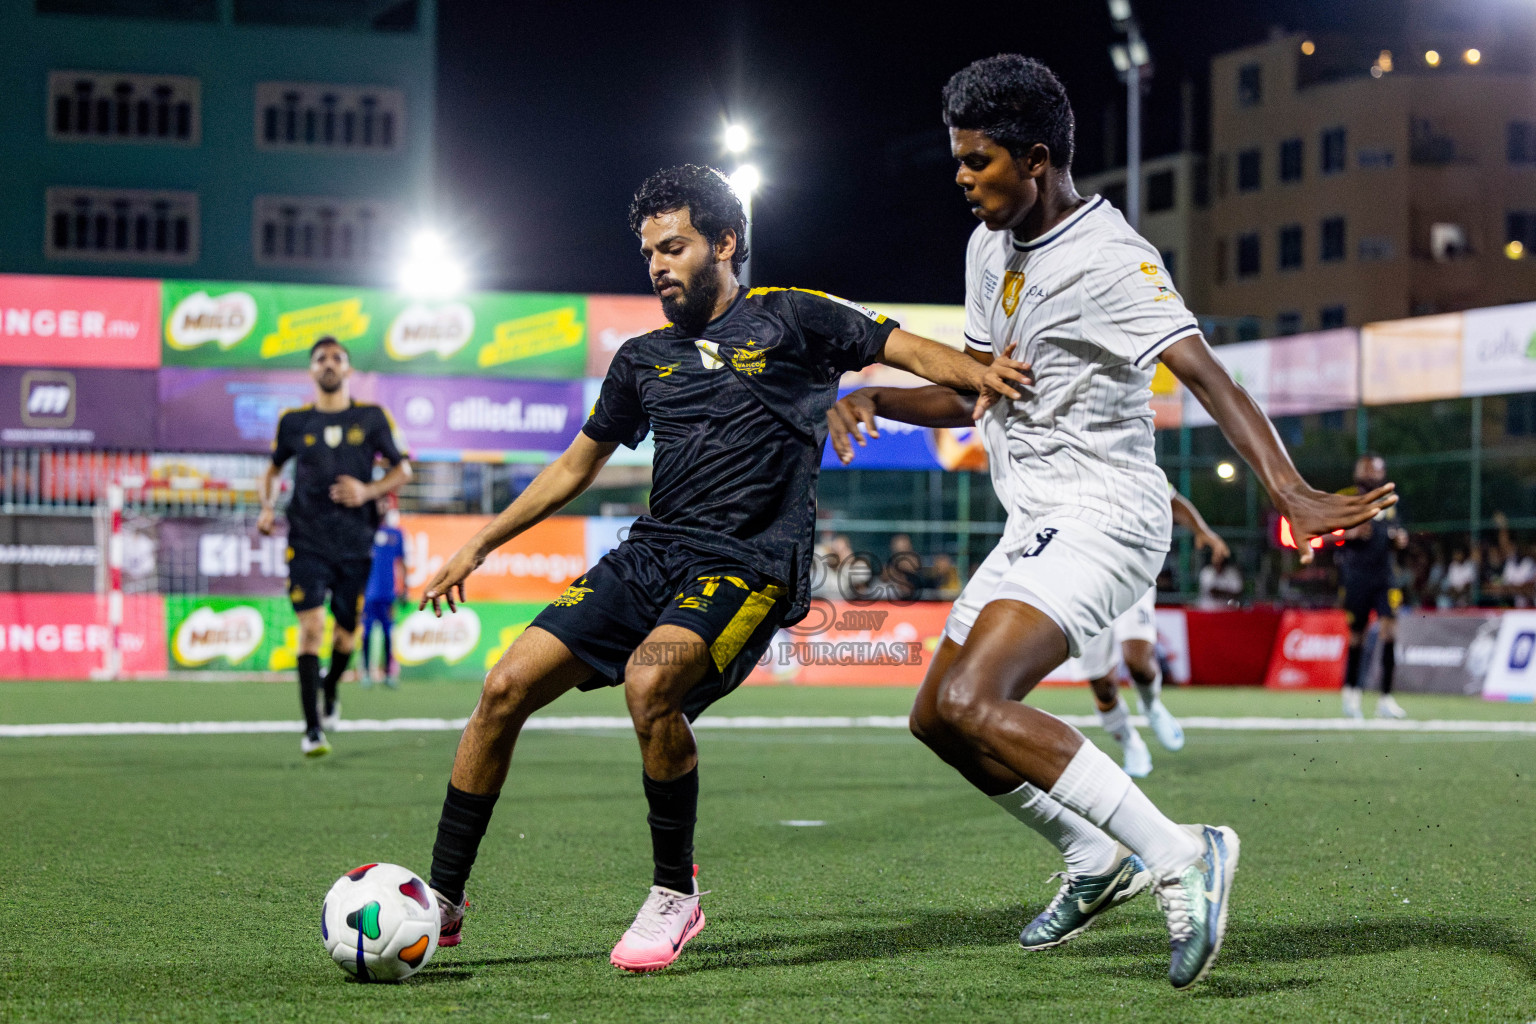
[315,371,344,394]
[656,261,724,335]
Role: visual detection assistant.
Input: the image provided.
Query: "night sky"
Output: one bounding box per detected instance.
[436,0,1391,304]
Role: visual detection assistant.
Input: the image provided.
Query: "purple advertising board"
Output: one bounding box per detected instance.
[372,375,584,459]
[0,367,156,448]
[157,367,326,453]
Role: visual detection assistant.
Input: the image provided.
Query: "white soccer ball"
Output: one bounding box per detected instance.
[321,862,439,981]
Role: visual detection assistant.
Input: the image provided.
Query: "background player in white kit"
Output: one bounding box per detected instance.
[1079,489,1230,777]
[828,55,1395,989]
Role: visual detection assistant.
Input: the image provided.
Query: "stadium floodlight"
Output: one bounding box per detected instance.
[1216,461,1237,482]
[1106,0,1150,229]
[729,163,761,198]
[1464,48,1481,65]
[397,228,467,299]
[1107,0,1132,28]
[723,123,751,154]
[1109,45,1132,74]
[1425,49,1441,66]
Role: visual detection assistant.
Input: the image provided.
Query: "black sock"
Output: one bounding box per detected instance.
[1381,640,1397,694]
[644,767,699,893]
[298,654,322,733]
[323,649,353,713]
[1344,643,1363,690]
[430,784,500,905]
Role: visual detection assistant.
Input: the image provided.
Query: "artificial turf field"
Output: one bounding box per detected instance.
[2,680,1533,1024]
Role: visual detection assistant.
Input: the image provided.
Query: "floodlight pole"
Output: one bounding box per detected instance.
[741,195,753,289]
[1126,55,1142,230]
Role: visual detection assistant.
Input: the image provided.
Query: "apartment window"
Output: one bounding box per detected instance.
[1159,249,1178,284]
[1276,312,1303,336]
[1236,233,1261,277]
[1319,305,1347,329]
[1192,158,1211,208]
[1146,169,1176,213]
[1509,121,1536,164]
[1508,211,1536,249]
[1214,153,1229,198]
[36,0,217,19]
[1320,216,1346,262]
[48,71,200,145]
[1237,149,1262,191]
[1278,225,1304,270]
[255,83,405,152]
[253,196,399,268]
[45,187,198,263]
[1237,63,1262,106]
[1358,236,1395,262]
[1279,138,1303,182]
[1101,179,1127,212]
[1321,127,1347,174]
[234,0,418,30]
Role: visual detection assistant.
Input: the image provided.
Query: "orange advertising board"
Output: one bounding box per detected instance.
[747,600,951,686]
[399,514,587,604]
[1360,312,1463,405]
[585,294,666,377]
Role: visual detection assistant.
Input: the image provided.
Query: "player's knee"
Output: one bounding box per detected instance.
[479,659,537,721]
[933,675,991,736]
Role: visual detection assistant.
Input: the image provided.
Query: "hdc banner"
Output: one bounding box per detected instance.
[161,280,587,379]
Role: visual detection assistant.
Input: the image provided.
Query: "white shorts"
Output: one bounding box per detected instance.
[944,515,1163,659]
[1078,588,1159,678]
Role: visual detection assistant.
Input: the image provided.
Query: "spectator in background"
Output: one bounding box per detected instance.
[1440,547,1477,607]
[927,553,963,600]
[1494,513,1536,607]
[361,498,409,687]
[1197,549,1244,609]
[882,533,923,600]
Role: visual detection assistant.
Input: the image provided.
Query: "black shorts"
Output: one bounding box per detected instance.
[1340,580,1399,630]
[530,537,787,720]
[287,547,372,631]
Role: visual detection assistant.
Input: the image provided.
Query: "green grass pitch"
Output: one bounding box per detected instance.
[1,680,1533,1023]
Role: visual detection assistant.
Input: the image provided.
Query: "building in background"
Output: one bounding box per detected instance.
[0,0,436,285]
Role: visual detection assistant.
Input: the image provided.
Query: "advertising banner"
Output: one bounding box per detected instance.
[1481,610,1536,701]
[1184,340,1270,428]
[1385,610,1502,696]
[817,388,989,471]
[0,274,161,368]
[1267,328,1359,416]
[1360,313,1463,405]
[1263,609,1348,689]
[870,303,967,350]
[374,375,583,459]
[156,517,290,597]
[165,594,296,672]
[1185,607,1283,685]
[400,514,587,604]
[585,294,666,377]
[746,600,949,686]
[390,601,544,682]
[0,367,157,448]
[161,280,586,379]
[1460,302,1536,398]
[0,593,165,678]
[0,515,97,593]
[156,367,321,453]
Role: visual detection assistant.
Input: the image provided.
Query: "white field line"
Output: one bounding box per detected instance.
[1,714,1533,739]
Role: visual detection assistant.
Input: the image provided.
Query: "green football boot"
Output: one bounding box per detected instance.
[1154,824,1240,989]
[1019,852,1150,950]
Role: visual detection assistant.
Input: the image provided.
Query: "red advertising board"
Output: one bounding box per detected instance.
[746,600,950,686]
[0,275,161,368]
[0,593,166,679]
[584,294,666,377]
[1264,609,1349,690]
[1185,607,1283,686]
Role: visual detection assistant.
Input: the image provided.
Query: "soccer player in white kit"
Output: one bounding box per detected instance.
[827,55,1395,989]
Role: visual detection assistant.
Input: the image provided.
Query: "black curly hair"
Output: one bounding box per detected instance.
[628,164,750,274]
[942,55,1076,168]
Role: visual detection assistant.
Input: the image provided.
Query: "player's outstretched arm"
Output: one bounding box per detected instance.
[826,386,975,465]
[1171,491,1230,563]
[1161,333,1396,564]
[876,330,1032,418]
[421,433,619,615]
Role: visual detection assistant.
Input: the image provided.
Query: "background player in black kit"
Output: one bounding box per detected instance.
[258,337,413,757]
[416,164,1029,972]
[1338,453,1409,720]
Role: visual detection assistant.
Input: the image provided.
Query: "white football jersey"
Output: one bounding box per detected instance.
[965,196,1199,553]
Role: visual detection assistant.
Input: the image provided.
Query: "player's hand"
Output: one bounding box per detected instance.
[1280,481,1397,565]
[329,475,371,507]
[826,390,880,465]
[973,343,1032,420]
[419,546,484,616]
[255,507,276,536]
[1196,529,1231,564]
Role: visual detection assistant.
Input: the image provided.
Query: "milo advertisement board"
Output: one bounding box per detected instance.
[161,280,587,379]
[390,602,544,681]
[166,594,330,673]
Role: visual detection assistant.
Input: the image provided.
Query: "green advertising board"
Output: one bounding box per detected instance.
[389,602,543,682]
[165,594,326,673]
[161,280,587,379]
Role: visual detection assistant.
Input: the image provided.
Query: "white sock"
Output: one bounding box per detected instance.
[1048,741,1202,877]
[1096,695,1134,747]
[1135,665,1163,711]
[990,782,1120,877]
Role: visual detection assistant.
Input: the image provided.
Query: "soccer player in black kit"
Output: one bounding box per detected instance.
[1338,453,1409,719]
[416,165,1029,971]
[258,337,413,757]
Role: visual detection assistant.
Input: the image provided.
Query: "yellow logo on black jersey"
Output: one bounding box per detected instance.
[1001,271,1026,317]
[654,362,680,378]
[346,423,365,445]
[554,578,593,607]
[303,434,316,447]
[729,340,767,376]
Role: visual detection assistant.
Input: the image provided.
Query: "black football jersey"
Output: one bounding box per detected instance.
[583,286,898,622]
[271,402,408,557]
[1336,484,1404,588]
